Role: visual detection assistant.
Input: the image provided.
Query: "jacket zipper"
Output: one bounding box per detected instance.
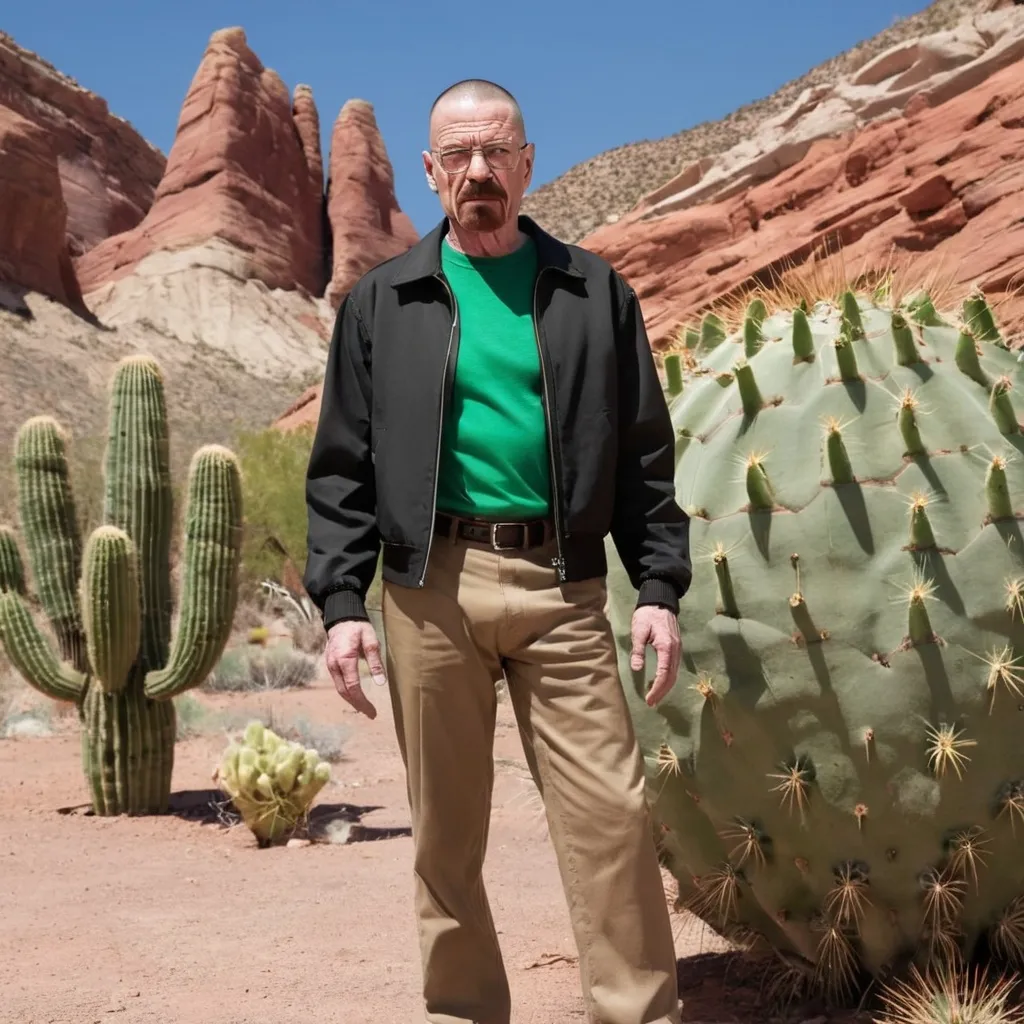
[419,272,460,586]
[532,269,568,582]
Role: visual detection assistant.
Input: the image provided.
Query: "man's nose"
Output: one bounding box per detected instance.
[465,149,492,180]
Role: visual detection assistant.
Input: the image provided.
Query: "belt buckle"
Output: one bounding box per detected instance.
[490,521,525,552]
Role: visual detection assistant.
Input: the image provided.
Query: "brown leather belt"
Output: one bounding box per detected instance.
[434,511,553,552]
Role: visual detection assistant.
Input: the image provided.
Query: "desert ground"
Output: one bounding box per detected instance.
[0,649,875,1024]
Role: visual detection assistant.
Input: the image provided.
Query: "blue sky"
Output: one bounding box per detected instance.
[5,0,929,236]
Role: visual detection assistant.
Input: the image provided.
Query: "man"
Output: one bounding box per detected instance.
[304,78,691,1024]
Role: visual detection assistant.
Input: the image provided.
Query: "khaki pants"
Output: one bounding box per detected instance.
[381,531,681,1024]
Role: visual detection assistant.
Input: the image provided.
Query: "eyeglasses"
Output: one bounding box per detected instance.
[433,142,529,174]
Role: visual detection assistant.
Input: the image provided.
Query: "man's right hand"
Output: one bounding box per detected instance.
[324,619,387,719]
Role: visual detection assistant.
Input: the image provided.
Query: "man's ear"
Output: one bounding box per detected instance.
[422,149,438,192]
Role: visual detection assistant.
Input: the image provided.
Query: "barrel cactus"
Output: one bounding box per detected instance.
[215,721,331,845]
[608,282,1024,1002]
[0,354,243,815]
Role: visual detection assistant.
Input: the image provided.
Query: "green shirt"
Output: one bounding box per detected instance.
[436,237,552,519]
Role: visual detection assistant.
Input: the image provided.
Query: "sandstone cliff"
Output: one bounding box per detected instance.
[0,107,84,310]
[581,42,1024,349]
[325,99,420,309]
[0,31,164,257]
[75,27,328,298]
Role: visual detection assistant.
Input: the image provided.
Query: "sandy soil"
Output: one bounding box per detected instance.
[0,667,857,1024]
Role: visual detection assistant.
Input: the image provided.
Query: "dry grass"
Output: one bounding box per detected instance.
[520,0,995,244]
[172,694,350,762]
[202,644,319,694]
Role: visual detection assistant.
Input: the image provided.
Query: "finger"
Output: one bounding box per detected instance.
[327,655,377,719]
[362,633,388,687]
[670,636,682,682]
[630,622,651,671]
[645,639,673,706]
[345,680,377,719]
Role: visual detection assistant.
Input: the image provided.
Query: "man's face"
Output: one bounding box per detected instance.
[423,96,533,233]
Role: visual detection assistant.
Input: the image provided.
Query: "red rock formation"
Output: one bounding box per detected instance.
[581,57,1024,348]
[274,383,322,433]
[0,107,84,309]
[0,31,164,257]
[292,83,326,286]
[75,27,326,297]
[325,99,419,308]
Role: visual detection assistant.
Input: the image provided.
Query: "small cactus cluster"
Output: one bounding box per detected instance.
[607,281,1024,1002]
[0,355,243,815]
[215,721,331,844]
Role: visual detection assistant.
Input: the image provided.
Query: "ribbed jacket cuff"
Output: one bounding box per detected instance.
[323,588,369,630]
[636,577,681,616]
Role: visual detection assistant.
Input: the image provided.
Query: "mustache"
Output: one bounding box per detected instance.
[460,180,506,199]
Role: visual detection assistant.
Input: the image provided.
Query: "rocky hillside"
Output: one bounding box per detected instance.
[0,26,418,497]
[583,49,1024,349]
[520,0,1016,243]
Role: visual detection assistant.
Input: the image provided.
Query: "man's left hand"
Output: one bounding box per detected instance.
[629,605,681,706]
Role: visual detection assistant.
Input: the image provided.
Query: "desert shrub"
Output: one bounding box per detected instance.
[262,707,349,762]
[290,615,327,654]
[174,693,216,739]
[203,644,318,693]
[233,424,315,586]
[233,598,270,632]
[233,422,384,607]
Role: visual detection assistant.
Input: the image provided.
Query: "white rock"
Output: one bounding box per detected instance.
[633,5,1024,220]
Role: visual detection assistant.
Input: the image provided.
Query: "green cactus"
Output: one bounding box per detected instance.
[613,285,1024,1001]
[215,721,331,845]
[663,353,684,396]
[0,355,243,815]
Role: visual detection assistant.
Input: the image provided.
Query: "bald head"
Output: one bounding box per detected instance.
[429,79,525,146]
[422,78,533,241]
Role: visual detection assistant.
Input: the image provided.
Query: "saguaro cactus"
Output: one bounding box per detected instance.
[607,282,1024,1001]
[0,355,243,815]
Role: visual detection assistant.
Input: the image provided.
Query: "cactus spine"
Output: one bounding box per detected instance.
[0,355,243,815]
[637,284,1024,1001]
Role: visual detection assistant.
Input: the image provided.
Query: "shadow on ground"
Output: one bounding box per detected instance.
[56,788,414,843]
[675,950,871,1024]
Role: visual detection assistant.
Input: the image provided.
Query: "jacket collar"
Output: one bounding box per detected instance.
[390,213,584,287]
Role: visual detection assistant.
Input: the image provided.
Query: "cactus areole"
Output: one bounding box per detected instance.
[607,286,1024,1000]
[0,356,243,815]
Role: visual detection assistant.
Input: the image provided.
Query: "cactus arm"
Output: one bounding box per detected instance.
[14,416,87,671]
[0,526,26,595]
[963,289,1004,346]
[663,354,683,396]
[102,356,174,672]
[0,590,86,702]
[80,526,141,693]
[144,445,243,700]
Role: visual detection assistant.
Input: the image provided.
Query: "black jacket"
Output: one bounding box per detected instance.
[303,214,691,630]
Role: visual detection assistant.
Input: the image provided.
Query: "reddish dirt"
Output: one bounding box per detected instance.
[0,667,864,1024]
